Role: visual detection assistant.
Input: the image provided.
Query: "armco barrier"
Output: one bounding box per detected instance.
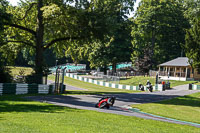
[0,83,54,95]
[191,84,200,90]
[65,73,164,91]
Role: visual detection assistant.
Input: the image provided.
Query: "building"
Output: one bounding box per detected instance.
[158,57,200,81]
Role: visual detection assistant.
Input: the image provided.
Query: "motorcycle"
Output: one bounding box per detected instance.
[146,84,153,92]
[139,84,144,91]
[95,96,116,109]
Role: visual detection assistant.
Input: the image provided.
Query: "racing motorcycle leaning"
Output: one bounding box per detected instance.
[95,96,116,109]
[146,84,153,92]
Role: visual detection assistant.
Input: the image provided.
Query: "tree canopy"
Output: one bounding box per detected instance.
[2,0,135,83]
[2,0,200,81]
[131,0,189,73]
[184,0,200,68]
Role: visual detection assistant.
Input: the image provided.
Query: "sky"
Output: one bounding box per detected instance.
[7,0,141,17]
[7,0,18,6]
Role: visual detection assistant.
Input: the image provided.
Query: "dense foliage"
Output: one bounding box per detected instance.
[184,0,200,69]
[1,0,200,79]
[2,0,135,83]
[131,0,189,73]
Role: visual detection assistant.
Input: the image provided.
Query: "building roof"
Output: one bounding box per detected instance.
[159,57,190,67]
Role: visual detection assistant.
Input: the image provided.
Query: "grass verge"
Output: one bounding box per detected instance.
[119,76,196,87]
[0,95,199,133]
[195,82,200,85]
[48,75,138,94]
[131,92,200,124]
[7,66,34,77]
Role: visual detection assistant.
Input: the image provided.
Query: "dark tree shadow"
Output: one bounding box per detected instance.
[1,91,199,114]
[25,92,200,112]
[157,95,200,107]
[107,93,200,107]
[0,95,82,113]
[66,91,133,95]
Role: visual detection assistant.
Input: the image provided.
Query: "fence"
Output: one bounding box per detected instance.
[49,63,86,73]
[0,83,54,95]
[149,70,158,77]
[190,84,200,90]
[66,73,165,91]
[108,62,132,70]
[94,74,120,84]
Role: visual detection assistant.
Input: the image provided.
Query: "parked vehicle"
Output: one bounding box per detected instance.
[95,96,116,109]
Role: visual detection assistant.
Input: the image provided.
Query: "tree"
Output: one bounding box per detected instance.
[0,0,12,83]
[184,0,200,24]
[131,0,189,72]
[0,0,10,45]
[60,0,135,74]
[2,0,135,83]
[0,0,11,63]
[185,20,200,68]
[184,0,200,68]
[87,20,133,74]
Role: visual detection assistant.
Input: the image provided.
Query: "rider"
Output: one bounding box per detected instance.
[146,80,153,92]
[107,96,115,106]
[146,80,151,86]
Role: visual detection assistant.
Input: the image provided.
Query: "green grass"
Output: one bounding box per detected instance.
[48,75,196,95]
[195,82,200,85]
[131,92,200,124]
[120,76,156,86]
[48,75,138,94]
[0,95,199,133]
[168,80,197,87]
[7,66,34,77]
[119,76,196,87]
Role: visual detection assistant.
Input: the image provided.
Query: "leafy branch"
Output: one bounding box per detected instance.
[4,23,36,36]
[43,37,80,50]
[6,40,35,48]
[17,2,37,21]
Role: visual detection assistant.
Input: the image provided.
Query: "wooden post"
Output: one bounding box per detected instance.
[174,67,176,77]
[180,67,182,77]
[185,67,188,78]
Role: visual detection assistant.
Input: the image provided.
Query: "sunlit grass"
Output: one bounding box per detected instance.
[119,76,196,87]
[48,75,138,95]
[7,66,34,77]
[0,95,199,133]
[131,92,200,124]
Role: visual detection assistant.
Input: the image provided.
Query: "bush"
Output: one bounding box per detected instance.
[25,73,47,84]
[0,66,12,83]
[25,74,42,84]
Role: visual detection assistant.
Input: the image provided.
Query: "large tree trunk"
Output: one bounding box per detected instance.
[35,0,44,84]
[103,65,107,75]
[112,62,117,75]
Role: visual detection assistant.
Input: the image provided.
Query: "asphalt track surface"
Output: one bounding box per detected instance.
[27,84,200,128]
